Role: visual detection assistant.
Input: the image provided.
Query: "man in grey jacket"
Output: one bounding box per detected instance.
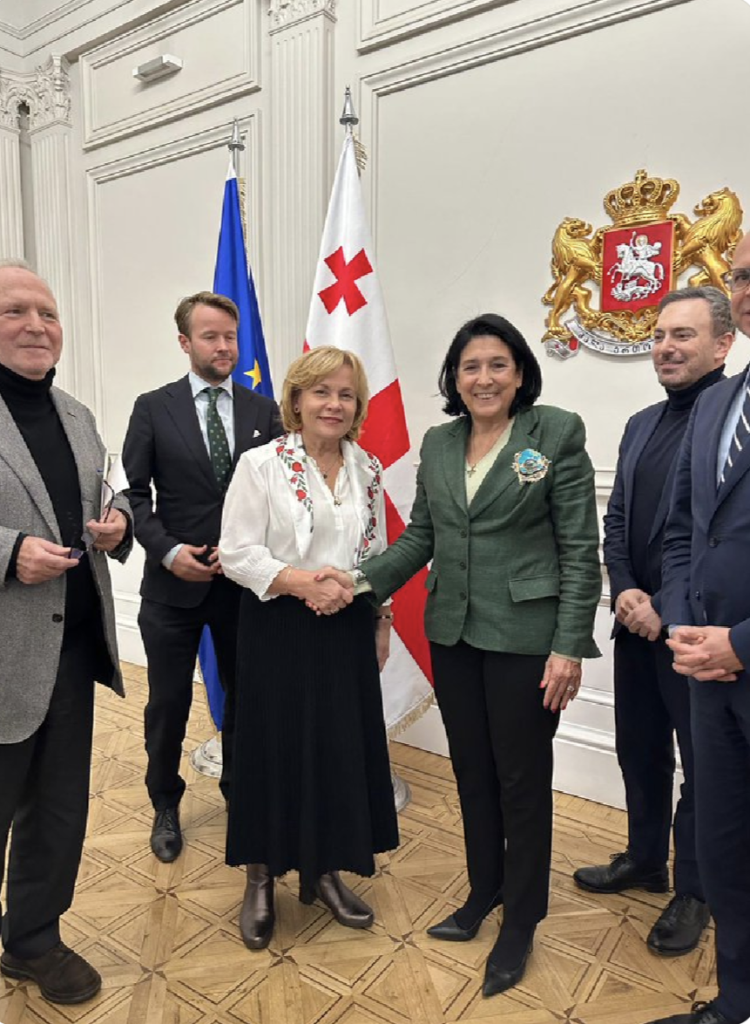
[0,260,132,1005]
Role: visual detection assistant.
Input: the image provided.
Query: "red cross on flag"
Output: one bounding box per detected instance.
[305,133,433,736]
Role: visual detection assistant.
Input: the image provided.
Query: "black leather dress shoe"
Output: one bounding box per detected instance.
[645,999,738,1023]
[647,894,710,956]
[574,852,668,894]
[1,943,101,1005]
[150,807,182,863]
[482,925,534,997]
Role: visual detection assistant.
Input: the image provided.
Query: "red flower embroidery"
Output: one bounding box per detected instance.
[292,461,303,472]
[296,489,306,500]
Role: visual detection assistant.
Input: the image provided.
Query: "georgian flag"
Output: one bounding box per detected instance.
[304,134,433,735]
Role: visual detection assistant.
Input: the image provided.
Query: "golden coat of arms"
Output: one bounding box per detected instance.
[542,170,743,358]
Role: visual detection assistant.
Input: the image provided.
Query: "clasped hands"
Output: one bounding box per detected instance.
[615,588,662,641]
[667,626,743,682]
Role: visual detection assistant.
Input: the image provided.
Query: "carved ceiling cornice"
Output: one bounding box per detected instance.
[268,0,336,29]
[0,55,71,132]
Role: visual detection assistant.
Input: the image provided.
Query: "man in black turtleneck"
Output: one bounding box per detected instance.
[574,287,735,956]
[0,260,132,1005]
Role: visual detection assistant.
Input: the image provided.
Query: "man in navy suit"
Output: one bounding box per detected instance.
[651,234,750,1024]
[575,288,734,957]
[123,292,280,863]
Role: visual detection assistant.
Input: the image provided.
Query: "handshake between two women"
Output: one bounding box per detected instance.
[269,564,355,615]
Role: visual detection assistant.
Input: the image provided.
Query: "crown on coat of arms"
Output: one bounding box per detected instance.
[542,168,743,359]
[603,169,680,227]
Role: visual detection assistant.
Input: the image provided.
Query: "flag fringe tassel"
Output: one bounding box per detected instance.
[386,689,435,740]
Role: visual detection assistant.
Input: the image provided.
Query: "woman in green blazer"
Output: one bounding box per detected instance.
[326,313,601,996]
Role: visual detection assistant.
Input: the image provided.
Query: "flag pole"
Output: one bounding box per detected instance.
[338,86,411,812]
[189,119,249,790]
[228,117,244,173]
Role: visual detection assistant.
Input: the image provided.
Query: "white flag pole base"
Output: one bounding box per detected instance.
[190,734,223,779]
[391,771,411,813]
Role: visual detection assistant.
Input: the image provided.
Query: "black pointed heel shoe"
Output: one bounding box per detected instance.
[427,891,503,942]
[482,925,535,997]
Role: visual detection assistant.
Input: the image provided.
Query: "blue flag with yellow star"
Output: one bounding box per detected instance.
[198,161,274,731]
[214,162,274,397]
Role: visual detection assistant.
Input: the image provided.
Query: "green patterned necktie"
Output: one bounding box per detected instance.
[204,387,232,490]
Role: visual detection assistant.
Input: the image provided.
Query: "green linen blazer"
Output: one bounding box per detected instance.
[363,404,601,660]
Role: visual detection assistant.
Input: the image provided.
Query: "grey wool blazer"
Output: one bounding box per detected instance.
[0,388,132,744]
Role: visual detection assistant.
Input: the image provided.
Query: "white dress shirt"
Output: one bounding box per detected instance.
[219,433,386,600]
[162,372,235,569]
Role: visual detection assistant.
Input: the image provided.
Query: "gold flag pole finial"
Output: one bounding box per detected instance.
[340,86,366,175]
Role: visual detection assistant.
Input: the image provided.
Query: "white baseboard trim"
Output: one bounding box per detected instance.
[396,704,628,809]
[115,596,146,667]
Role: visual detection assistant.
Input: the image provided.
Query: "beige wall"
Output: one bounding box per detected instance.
[1,0,747,806]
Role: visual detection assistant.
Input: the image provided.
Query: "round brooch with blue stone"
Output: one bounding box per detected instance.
[512,448,550,484]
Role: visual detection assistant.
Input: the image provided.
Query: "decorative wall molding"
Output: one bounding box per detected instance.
[0,1,92,39]
[85,118,261,431]
[358,0,513,52]
[31,124,79,395]
[268,0,336,31]
[0,55,71,131]
[80,0,260,150]
[358,0,695,58]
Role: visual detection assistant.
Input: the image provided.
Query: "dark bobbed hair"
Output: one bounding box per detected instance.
[438,313,543,418]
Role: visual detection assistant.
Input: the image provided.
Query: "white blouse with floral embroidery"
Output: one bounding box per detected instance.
[219,432,386,600]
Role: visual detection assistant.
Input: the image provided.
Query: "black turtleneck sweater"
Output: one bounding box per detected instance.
[0,362,100,636]
[629,364,724,593]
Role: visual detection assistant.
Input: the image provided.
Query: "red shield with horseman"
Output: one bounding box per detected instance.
[601,221,675,313]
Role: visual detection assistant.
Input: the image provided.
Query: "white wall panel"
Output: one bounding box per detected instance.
[338,0,750,801]
[80,0,259,149]
[85,118,262,449]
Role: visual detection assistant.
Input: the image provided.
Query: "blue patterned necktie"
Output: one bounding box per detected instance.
[203,387,232,490]
[720,382,750,485]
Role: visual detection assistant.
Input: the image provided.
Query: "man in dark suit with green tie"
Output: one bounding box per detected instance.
[123,292,280,863]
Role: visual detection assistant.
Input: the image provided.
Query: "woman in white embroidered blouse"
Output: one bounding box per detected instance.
[219,347,398,952]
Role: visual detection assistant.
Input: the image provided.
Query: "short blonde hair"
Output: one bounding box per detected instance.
[281,347,369,441]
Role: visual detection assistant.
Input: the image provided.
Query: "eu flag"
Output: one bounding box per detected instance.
[214,163,274,397]
[198,161,274,730]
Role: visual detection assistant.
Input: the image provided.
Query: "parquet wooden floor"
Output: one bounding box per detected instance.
[1,662,717,1024]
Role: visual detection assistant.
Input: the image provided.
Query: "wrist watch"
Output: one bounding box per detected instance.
[348,567,370,594]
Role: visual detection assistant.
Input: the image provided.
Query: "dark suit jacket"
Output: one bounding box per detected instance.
[123,376,281,608]
[364,405,601,659]
[662,367,750,667]
[603,401,679,625]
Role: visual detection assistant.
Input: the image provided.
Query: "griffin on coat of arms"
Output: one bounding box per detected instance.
[542,170,743,358]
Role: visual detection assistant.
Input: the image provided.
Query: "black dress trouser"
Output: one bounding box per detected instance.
[138,575,241,810]
[0,631,99,958]
[614,628,702,898]
[430,641,558,928]
[689,674,750,1024]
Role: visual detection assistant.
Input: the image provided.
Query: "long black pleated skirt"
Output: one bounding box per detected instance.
[226,592,399,885]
